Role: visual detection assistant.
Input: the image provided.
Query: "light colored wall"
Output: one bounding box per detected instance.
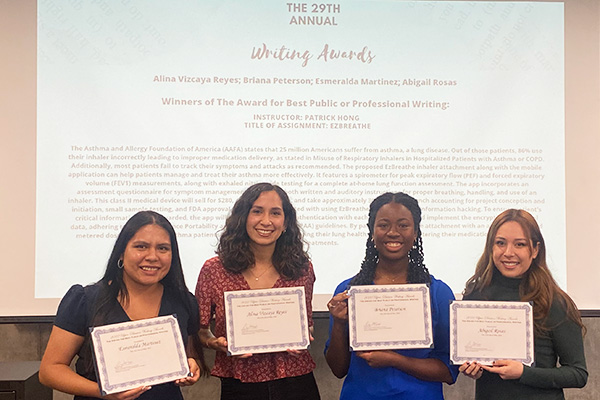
[1,317,598,400]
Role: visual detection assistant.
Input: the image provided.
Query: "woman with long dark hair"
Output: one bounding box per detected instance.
[325,192,458,399]
[459,209,587,399]
[40,211,206,400]
[195,182,320,400]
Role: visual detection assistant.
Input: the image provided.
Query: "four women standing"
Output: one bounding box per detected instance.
[40,185,588,400]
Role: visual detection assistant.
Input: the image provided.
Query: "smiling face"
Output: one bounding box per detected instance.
[372,202,417,264]
[492,220,539,279]
[121,224,172,289]
[245,190,286,250]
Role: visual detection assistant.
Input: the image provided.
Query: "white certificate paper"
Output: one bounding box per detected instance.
[90,315,189,395]
[450,301,534,366]
[224,287,310,356]
[347,284,433,351]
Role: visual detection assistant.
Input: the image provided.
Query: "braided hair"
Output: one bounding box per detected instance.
[349,192,430,285]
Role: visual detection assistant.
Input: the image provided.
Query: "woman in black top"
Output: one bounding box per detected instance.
[459,209,587,400]
[40,211,206,400]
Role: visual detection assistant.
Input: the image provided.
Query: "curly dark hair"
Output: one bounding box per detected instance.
[350,192,430,286]
[217,183,309,280]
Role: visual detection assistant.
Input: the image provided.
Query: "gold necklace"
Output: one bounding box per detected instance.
[248,265,273,281]
[376,271,404,283]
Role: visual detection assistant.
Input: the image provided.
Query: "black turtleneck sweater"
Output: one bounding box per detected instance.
[463,269,587,400]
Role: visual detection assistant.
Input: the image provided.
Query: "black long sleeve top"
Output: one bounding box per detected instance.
[463,269,587,400]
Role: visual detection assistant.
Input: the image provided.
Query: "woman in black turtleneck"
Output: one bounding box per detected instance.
[458,209,587,400]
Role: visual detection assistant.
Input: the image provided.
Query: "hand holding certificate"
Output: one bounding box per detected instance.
[90,315,190,395]
[347,284,433,351]
[224,287,311,356]
[450,301,534,366]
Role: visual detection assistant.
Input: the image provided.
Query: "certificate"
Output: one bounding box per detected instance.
[347,284,433,351]
[450,301,534,366]
[224,287,310,356]
[90,315,190,395]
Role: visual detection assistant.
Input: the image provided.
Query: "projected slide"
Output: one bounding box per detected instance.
[37,1,565,306]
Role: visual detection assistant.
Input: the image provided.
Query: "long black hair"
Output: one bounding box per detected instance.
[349,192,430,285]
[94,210,188,315]
[217,182,309,280]
[86,211,207,376]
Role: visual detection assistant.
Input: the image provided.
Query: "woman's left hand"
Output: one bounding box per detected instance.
[459,361,484,379]
[482,359,524,380]
[286,325,314,357]
[175,358,200,386]
[355,350,397,368]
[286,348,306,357]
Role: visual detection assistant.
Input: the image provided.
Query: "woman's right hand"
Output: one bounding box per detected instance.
[459,361,484,380]
[206,336,252,358]
[206,336,228,353]
[103,386,151,400]
[327,291,349,321]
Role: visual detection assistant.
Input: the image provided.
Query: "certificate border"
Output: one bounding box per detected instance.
[450,301,534,365]
[225,287,310,354]
[91,314,189,395]
[348,284,433,351]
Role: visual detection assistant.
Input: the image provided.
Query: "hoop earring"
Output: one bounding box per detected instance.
[117,259,124,269]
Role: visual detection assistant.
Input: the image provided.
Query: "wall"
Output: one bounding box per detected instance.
[1,316,598,400]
